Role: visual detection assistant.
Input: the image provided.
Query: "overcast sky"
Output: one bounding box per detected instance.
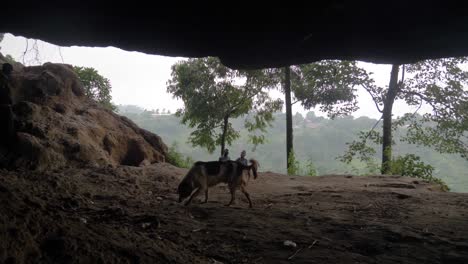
[0,33,428,120]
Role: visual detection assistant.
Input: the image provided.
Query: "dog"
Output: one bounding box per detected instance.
[177,159,259,208]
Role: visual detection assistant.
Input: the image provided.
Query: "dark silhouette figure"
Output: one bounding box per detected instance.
[219,148,230,162]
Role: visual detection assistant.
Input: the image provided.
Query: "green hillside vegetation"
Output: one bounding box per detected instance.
[119,105,468,192]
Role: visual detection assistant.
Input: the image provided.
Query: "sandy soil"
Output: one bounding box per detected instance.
[1,163,467,263]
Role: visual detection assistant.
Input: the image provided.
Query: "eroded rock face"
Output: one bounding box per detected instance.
[0,54,167,171]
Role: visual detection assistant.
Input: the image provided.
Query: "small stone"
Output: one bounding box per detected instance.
[283,240,297,248]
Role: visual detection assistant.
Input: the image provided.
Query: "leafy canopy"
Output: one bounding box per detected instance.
[167,57,282,153]
[73,66,116,111]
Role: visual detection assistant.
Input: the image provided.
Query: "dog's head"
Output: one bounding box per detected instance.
[177,181,193,203]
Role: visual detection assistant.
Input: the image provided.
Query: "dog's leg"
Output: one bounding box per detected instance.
[240,185,253,208]
[184,187,201,206]
[226,186,236,207]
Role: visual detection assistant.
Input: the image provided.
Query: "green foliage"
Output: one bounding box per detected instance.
[73,66,116,111]
[119,106,468,191]
[389,154,434,178]
[339,130,381,164]
[398,58,468,159]
[287,150,300,175]
[167,57,282,154]
[166,142,194,169]
[304,159,318,176]
[343,57,468,175]
[342,132,451,191]
[291,61,367,118]
[362,159,381,175]
[272,61,367,173]
[362,58,468,160]
[287,150,317,176]
[340,118,450,190]
[389,154,450,191]
[342,124,453,191]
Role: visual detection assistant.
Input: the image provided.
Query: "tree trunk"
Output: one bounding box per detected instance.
[284,66,293,173]
[381,64,400,174]
[220,115,229,156]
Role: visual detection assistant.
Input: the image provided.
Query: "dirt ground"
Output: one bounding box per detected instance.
[1,163,468,263]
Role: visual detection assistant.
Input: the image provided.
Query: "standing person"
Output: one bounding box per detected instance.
[236,150,252,179]
[236,150,248,166]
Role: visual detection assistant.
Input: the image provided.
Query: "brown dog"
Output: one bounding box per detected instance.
[177,159,259,208]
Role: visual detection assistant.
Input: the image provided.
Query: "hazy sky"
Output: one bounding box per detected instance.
[0,33,428,120]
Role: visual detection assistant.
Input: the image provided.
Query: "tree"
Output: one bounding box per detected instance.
[167,57,282,154]
[73,66,116,111]
[284,66,294,168]
[294,112,304,126]
[381,65,400,173]
[400,58,468,160]
[341,57,468,174]
[276,61,366,173]
[167,57,282,155]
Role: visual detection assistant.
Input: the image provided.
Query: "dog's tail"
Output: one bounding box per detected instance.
[248,159,259,179]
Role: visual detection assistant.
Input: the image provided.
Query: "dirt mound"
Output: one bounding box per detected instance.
[0,54,167,171]
[1,164,467,263]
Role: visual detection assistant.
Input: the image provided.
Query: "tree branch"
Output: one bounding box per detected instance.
[397,64,405,92]
[363,115,383,142]
[229,92,257,115]
[404,91,437,109]
[363,84,383,113]
[411,97,423,117]
[404,90,426,101]
[292,99,300,105]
